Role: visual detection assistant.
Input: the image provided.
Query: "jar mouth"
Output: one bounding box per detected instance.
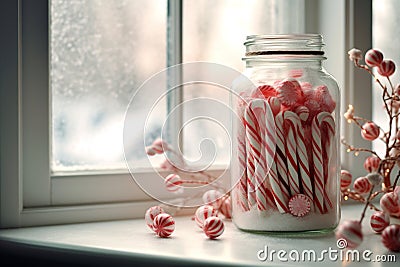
[244,34,325,58]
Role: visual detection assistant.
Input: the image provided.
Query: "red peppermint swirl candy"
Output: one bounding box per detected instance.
[340,170,352,191]
[276,79,303,107]
[314,85,336,113]
[380,192,400,216]
[164,174,183,193]
[365,49,384,67]
[363,156,380,173]
[378,59,396,77]
[382,224,400,252]
[203,216,225,239]
[219,196,232,219]
[353,177,372,194]
[256,84,277,98]
[361,122,380,141]
[370,211,390,233]
[335,220,363,248]
[195,205,218,229]
[145,206,165,231]
[288,194,311,217]
[153,213,175,238]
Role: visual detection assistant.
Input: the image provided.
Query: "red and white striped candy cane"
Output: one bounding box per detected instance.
[272,112,292,213]
[277,111,313,201]
[252,99,277,210]
[244,102,261,208]
[244,99,274,211]
[312,112,335,213]
[237,131,250,211]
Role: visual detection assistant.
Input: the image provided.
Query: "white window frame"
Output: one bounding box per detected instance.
[0,0,372,228]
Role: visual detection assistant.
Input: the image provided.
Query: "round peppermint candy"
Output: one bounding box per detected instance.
[361,122,380,141]
[335,220,363,249]
[378,59,396,77]
[145,205,165,231]
[363,156,380,173]
[370,211,390,233]
[365,49,384,67]
[203,216,225,239]
[340,170,352,191]
[380,192,400,217]
[153,213,175,238]
[353,176,372,194]
[288,194,311,217]
[256,84,277,98]
[314,85,336,113]
[382,224,400,252]
[195,205,218,229]
[276,78,303,107]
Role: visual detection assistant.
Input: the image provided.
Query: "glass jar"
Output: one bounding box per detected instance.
[231,34,340,232]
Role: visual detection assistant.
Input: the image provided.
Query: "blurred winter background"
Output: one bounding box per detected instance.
[372,0,400,156]
[50,0,304,172]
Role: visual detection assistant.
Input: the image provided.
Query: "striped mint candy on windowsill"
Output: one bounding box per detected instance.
[153,213,175,238]
[195,205,218,229]
[203,216,225,239]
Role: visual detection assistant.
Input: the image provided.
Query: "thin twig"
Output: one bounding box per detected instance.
[359,185,376,224]
[341,139,381,158]
[393,169,400,188]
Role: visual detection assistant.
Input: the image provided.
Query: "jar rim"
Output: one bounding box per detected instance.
[243,34,325,60]
[244,34,324,46]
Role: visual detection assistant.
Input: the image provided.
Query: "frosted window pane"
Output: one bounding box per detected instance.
[51,0,167,172]
[182,0,304,166]
[372,0,400,156]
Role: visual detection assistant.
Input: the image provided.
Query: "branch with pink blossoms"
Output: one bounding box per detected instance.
[336,48,400,252]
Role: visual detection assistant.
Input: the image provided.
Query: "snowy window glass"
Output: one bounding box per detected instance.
[50,0,304,173]
[372,0,400,156]
[50,0,167,171]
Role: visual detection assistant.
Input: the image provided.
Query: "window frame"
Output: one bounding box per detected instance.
[0,0,372,228]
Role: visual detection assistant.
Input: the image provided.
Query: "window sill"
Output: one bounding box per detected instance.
[0,204,398,267]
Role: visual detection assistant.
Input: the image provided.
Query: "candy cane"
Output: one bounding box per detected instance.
[244,99,272,211]
[277,111,313,200]
[244,102,261,208]
[272,112,292,213]
[251,99,278,210]
[237,127,250,211]
[312,112,335,213]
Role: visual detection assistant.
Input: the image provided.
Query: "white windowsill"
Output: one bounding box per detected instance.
[0,204,398,266]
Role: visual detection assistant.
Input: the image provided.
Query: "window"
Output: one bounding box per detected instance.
[372,0,400,156]
[51,0,167,172]
[1,0,355,227]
